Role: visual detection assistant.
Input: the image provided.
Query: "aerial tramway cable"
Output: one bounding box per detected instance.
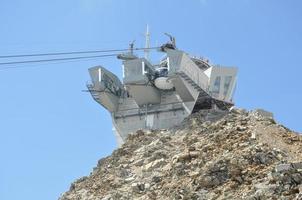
[0,46,160,71]
[0,47,159,59]
[0,54,119,66]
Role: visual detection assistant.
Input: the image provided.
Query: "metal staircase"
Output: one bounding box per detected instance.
[176,71,233,112]
[177,71,209,97]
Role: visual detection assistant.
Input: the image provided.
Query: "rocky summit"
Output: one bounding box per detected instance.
[59,109,302,200]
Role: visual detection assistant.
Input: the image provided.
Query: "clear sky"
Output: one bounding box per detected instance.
[0,0,301,200]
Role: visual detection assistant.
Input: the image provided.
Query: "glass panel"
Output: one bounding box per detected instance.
[212,76,221,94]
[101,73,121,96]
[223,76,232,96]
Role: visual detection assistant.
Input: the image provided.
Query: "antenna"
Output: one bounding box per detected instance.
[129,40,135,55]
[164,33,176,47]
[144,25,150,60]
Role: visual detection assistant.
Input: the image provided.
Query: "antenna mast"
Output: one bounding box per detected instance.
[144,25,150,60]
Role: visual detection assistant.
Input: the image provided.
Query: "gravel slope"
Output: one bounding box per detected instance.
[59,109,302,200]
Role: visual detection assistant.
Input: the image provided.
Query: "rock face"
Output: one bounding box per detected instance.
[59,109,302,200]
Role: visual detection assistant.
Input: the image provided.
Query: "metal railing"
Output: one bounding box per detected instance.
[113,101,185,119]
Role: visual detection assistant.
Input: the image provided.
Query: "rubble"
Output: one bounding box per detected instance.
[59,108,302,200]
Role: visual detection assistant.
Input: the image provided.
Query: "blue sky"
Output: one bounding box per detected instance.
[0,0,301,200]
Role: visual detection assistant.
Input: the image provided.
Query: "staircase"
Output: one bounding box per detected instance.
[177,71,209,98]
[86,84,100,101]
[177,71,233,112]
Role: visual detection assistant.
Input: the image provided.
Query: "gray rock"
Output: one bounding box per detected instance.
[59,108,302,200]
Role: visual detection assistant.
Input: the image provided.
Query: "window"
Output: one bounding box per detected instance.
[223,76,232,96]
[102,73,112,89]
[212,76,221,94]
[100,74,121,96]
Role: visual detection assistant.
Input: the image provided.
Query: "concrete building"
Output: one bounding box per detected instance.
[87,38,238,146]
